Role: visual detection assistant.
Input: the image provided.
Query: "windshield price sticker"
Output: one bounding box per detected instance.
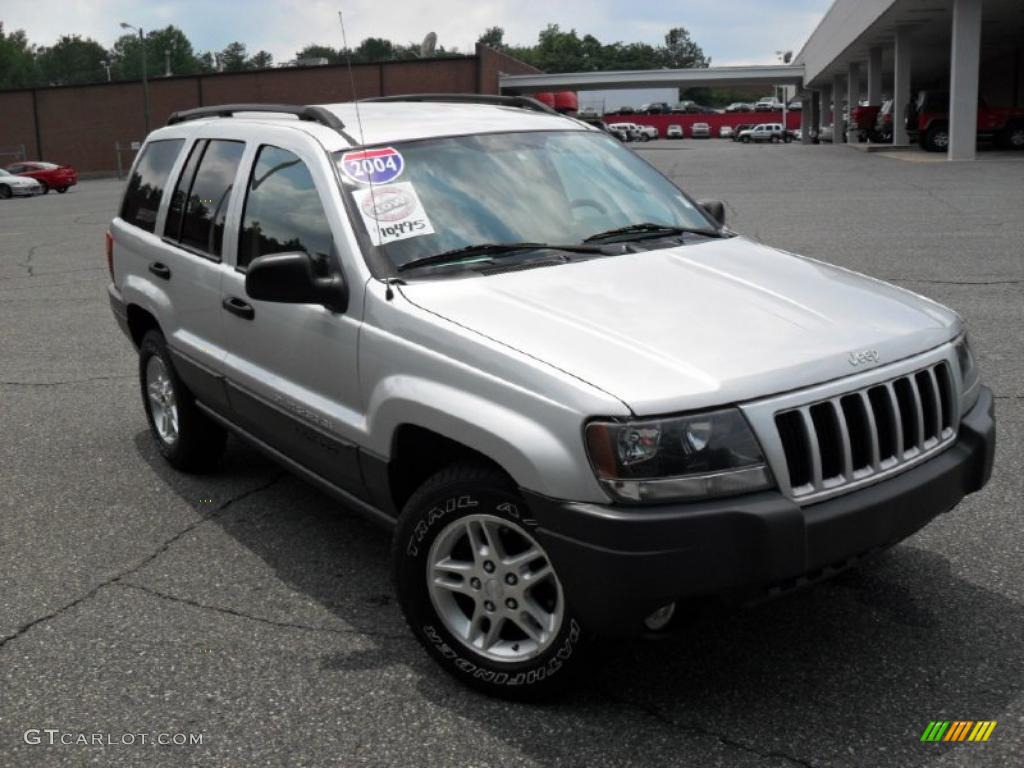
[353,182,435,246]
[341,147,405,184]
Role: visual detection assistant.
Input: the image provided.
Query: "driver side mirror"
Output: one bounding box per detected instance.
[698,199,726,227]
[245,251,348,313]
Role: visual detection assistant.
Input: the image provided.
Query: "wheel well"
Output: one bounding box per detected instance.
[126,304,160,348]
[388,425,511,512]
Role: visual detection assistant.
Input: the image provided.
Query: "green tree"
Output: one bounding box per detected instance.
[109,25,198,80]
[248,50,273,69]
[295,44,340,64]
[477,26,505,50]
[660,26,709,69]
[218,41,248,71]
[354,37,394,62]
[0,23,38,89]
[36,34,108,85]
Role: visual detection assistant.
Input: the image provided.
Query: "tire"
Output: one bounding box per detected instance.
[394,463,588,700]
[639,134,650,142]
[138,330,226,472]
[0,185,10,200]
[924,123,949,152]
[741,136,750,143]
[771,135,780,144]
[997,123,1024,150]
[38,181,49,194]
[57,186,68,193]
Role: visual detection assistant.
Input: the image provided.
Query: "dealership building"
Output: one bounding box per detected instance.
[501,0,1024,161]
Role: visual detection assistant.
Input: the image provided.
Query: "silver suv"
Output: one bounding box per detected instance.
[107,96,994,700]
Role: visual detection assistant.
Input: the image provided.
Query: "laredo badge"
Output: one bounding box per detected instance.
[340,147,404,184]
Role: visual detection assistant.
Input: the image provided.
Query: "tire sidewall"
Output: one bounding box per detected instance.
[394,472,584,697]
[139,331,183,463]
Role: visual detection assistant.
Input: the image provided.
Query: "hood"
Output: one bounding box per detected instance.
[6,175,39,187]
[399,237,960,416]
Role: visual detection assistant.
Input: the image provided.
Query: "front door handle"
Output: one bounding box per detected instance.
[148,262,171,279]
[222,296,255,320]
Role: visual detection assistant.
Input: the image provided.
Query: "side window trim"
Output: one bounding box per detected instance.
[164,138,207,244]
[119,138,187,235]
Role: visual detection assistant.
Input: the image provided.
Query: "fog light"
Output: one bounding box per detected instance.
[643,602,676,631]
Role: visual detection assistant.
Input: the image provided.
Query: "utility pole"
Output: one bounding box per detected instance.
[120,23,151,134]
[164,49,172,77]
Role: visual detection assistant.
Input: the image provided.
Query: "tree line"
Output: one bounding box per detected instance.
[0,21,708,91]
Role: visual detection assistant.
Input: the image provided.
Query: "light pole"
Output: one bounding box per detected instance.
[101,60,112,82]
[120,22,150,134]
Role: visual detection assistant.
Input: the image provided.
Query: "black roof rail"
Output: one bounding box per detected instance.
[166,103,345,131]
[363,93,559,115]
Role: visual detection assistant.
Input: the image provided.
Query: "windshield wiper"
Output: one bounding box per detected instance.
[583,222,723,243]
[396,241,608,273]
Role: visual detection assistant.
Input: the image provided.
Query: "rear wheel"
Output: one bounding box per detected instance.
[394,463,588,700]
[57,186,68,193]
[741,135,751,143]
[997,122,1024,150]
[924,123,949,152]
[139,330,226,472]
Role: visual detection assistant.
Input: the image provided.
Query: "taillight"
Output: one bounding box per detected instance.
[105,231,114,281]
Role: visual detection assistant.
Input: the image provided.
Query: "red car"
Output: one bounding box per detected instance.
[5,161,78,193]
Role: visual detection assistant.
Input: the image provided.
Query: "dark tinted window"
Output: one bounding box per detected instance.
[238,145,333,270]
[176,140,245,258]
[164,140,206,242]
[121,139,184,232]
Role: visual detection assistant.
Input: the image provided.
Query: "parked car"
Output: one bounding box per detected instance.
[633,124,659,141]
[690,122,711,138]
[819,124,834,142]
[786,99,802,111]
[671,101,700,114]
[874,100,894,143]
[731,123,755,141]
[605,122,636,142]
[907,90,1024,151]
[719,125,735,139]
[107,96,993,700]
[608,106,635,115]
[666,124,683,139]
[850,104,882,142]
[725,102,752,113]
[754,97,782,112]
[0,168,45,198]
[642,102,671,115]
[5,160,78,193]
[738,123,792,143]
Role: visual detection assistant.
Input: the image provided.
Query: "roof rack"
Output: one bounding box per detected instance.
[166,103,345,131]
[363,94,559,115]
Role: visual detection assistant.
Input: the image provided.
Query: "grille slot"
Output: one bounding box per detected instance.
[774,360,958,500]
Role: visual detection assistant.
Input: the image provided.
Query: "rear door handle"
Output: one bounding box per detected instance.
[222,296,255,320]
[148,262,171,279]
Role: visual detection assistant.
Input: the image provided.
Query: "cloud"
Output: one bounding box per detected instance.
[3,0,830,66]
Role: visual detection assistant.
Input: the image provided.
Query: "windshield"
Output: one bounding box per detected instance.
[334,130,715,275]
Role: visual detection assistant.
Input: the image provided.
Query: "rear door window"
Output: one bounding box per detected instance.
[120,139,185,232]
[164,139,245,259]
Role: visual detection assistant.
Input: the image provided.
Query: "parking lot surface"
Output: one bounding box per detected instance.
[2,141,1022,767]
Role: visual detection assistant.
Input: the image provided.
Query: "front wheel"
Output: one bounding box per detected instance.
[393,464,588,700]
[741,135,750,143]
[997,123,1024,150]
[924,123,949,152]
[0,185,10,199]
[57,186,68,193]
[38,181,49,194]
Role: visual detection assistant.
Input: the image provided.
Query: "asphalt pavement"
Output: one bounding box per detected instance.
[1,141,1022,767]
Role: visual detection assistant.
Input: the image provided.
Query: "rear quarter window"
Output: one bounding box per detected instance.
[120,139,185,233]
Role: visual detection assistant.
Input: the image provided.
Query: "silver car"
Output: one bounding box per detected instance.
[0,168,44,198]
[108,97,994,700]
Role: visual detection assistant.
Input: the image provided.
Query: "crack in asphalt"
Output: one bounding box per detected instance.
[116,582,408,641]
[0,375,134,387]
[0,265,107,283]
[0,474,285,651]
[603,691,819,768]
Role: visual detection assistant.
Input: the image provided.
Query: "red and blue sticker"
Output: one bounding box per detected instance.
[340,147,405,185]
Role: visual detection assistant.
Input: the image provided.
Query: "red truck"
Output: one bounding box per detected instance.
[907,90,1024,151]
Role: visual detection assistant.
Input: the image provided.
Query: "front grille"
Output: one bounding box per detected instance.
[774,361,956,499]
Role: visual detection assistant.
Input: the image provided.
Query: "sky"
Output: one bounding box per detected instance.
[1,0,831,66]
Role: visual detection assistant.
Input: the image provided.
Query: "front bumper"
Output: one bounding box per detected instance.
[10,186,44,197]
[524,387,995,635]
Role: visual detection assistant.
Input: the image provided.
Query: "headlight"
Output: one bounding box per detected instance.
[954,333,980,413]
[585,408,773,503]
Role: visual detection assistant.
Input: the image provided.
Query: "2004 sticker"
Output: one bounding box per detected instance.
[341,147,404,184]
[352,182,435,246]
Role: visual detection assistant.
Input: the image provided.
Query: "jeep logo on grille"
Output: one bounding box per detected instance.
[848,349,880,367]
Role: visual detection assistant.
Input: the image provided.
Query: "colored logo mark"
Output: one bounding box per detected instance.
[920,721,997,742]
